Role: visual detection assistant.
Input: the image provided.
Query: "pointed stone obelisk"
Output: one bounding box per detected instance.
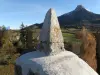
[39,8,65,55]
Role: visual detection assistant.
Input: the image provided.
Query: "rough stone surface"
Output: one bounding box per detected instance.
[76,26,97,71]
[15,51,98,75]
[39,8,65,55]
[15,9,98,75]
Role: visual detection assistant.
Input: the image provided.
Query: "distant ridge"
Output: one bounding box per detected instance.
[27,5,100,29]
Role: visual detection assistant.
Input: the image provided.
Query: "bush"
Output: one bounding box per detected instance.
[0,54,10,65]
[0,59,8,65]
[1,31,17,54]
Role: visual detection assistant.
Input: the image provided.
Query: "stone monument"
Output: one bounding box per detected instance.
[15,8,98,75]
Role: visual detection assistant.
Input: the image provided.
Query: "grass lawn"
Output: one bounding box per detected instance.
[62,33,81,44]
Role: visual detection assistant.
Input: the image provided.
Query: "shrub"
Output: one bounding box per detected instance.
[0,54,10,65]
[1,31,17,54]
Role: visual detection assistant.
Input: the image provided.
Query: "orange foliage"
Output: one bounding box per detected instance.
[76,26,97,71]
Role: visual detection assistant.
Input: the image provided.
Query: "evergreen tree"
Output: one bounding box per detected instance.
[20,23,34,49]
[2,25,6,31]
[19,22,27,48]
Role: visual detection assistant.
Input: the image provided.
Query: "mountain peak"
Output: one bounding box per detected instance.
[75,5,86,11]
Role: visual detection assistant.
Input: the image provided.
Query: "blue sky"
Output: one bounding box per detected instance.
[0,0,100,29]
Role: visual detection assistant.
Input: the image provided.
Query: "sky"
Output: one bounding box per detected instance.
[0,0,100,29]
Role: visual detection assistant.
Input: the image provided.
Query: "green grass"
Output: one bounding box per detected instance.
[31,29,82,44]
[62,33,81,44]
